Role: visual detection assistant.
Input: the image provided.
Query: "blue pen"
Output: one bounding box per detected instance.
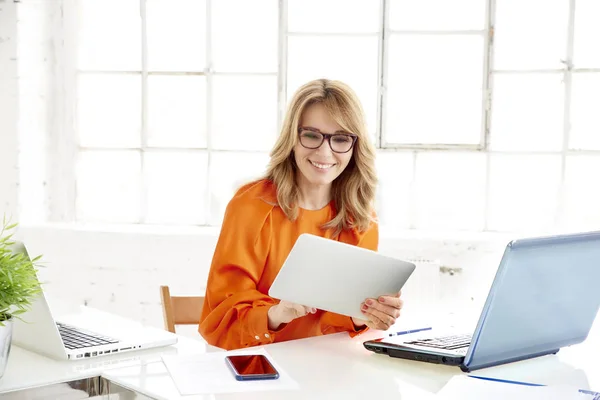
[579,389,600,400]
[388,327,432,337]
[469,376,600,398]
[468,375,544,387]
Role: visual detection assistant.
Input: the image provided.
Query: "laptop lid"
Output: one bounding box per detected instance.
[464,231,600,371]
[268,233,416,321]
[12,292,69,360]
[10,242,69,360]
[11,241,178,360]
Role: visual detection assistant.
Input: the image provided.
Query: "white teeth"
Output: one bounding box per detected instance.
[310,160,334,169]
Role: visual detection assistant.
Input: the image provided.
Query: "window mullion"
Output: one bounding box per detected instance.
[277,0,288,130]
[556,0,576,229]
[205,0,213,225]
[376,0,387,148]
[483,0,496,231]
[58,0,79,223]
[482,0,494,149]
[140,0,149,224]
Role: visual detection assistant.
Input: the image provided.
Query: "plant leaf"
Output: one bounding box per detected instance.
[0,217,43,322]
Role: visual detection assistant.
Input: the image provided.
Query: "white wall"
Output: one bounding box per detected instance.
[17,224,510,330]
[1,2,512,336]
[0,1,19,218]
[1,0,57,223]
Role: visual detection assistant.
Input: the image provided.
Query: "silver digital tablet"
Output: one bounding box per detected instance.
[268,233,416,320]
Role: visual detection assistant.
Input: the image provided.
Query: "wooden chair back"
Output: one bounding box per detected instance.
[159,285,205,334]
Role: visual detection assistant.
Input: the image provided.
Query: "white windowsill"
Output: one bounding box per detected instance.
[17,221,535,244]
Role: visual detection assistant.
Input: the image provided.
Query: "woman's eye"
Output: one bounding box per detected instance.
[303,133,320,139]
[333,136,351,143]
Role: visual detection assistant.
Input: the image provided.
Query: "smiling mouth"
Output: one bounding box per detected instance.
[309,160,336,170]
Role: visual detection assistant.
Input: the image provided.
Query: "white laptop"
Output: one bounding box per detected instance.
[269,233,416,320]
[11,241,178,361]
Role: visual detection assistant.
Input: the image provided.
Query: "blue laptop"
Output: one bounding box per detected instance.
[364,231,600,372]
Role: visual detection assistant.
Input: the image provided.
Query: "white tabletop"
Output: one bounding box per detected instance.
[102,328,600,400]
[1,308,598,399]
[0,333,207,394]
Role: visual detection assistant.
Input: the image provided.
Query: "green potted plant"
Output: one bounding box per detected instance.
[0,216,42,379]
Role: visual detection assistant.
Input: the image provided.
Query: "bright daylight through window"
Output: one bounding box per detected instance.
[70,0,600,234]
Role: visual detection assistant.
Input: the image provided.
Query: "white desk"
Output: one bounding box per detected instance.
[102,329,599,400]
[0,310,598,399]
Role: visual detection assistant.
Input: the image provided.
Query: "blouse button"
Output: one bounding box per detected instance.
[264,333,270,338]
[254,335,260,340]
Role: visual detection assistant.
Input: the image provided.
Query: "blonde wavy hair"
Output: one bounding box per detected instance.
[264,78,378,235]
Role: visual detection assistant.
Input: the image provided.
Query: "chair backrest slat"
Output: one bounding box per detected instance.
[160,285,204,333]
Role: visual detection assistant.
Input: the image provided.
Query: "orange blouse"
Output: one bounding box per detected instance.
[198,179,379,350]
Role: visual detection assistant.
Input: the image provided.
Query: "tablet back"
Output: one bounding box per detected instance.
[268,234,416,320]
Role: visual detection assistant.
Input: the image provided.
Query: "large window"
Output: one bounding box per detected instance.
[74,0,275,226]
[64,0,600,233]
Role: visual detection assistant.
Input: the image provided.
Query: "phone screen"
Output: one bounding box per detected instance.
[225,354,279,380]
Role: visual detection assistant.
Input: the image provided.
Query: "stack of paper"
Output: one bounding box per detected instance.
[437,375,600,400]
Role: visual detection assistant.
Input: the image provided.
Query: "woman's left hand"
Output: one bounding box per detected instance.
[352,291,403,331]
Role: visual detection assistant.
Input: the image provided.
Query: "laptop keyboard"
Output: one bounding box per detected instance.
[57,322,120,350]
[405,333,472,350]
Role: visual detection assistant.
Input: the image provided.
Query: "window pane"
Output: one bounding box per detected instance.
[211,76,278,151]
[77,74,141,148]
[212,0,277,72]
[146,0,206,71]
[209,152,270,225]
[287,36,379,139]
[573,0,600,68]
[415,152,486,231]
[148,76,207,148]
[288,0,380,33]
[76,151,141,223]
[490,73,564,151]
[563,156,600,231]
[389,0,485,30]
[494,0,568,70]
[385,34,484,145]
[144,151,207,224]
[374,152,413,230]
[570,73,600,151]
[488,155,561,232]
[77,0,141,70]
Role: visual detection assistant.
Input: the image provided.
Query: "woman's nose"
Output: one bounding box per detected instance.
[315,137,333,155]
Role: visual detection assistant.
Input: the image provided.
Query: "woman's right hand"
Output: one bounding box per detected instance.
[267,300,317,330]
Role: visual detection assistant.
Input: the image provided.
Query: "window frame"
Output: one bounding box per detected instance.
[48,0,600,233]
[378,0,492,150]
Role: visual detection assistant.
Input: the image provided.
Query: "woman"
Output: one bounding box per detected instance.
[199,79,403,350]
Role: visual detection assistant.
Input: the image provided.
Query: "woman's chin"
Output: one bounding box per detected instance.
[304,172,336,186]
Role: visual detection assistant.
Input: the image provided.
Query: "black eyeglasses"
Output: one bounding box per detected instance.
[297,127,358,154]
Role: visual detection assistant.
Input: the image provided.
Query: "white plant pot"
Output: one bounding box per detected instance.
[0,317,13,379]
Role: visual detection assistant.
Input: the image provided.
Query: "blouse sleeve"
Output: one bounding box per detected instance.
[198,196,279,350]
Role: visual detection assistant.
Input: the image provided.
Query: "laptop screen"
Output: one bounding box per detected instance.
[464,231,600,370]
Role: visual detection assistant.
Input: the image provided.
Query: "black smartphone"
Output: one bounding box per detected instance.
[225,354,280,381]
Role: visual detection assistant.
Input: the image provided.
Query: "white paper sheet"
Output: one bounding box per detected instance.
[395,378,438,399]
[437,375,598,400]
[161,347,299,396]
